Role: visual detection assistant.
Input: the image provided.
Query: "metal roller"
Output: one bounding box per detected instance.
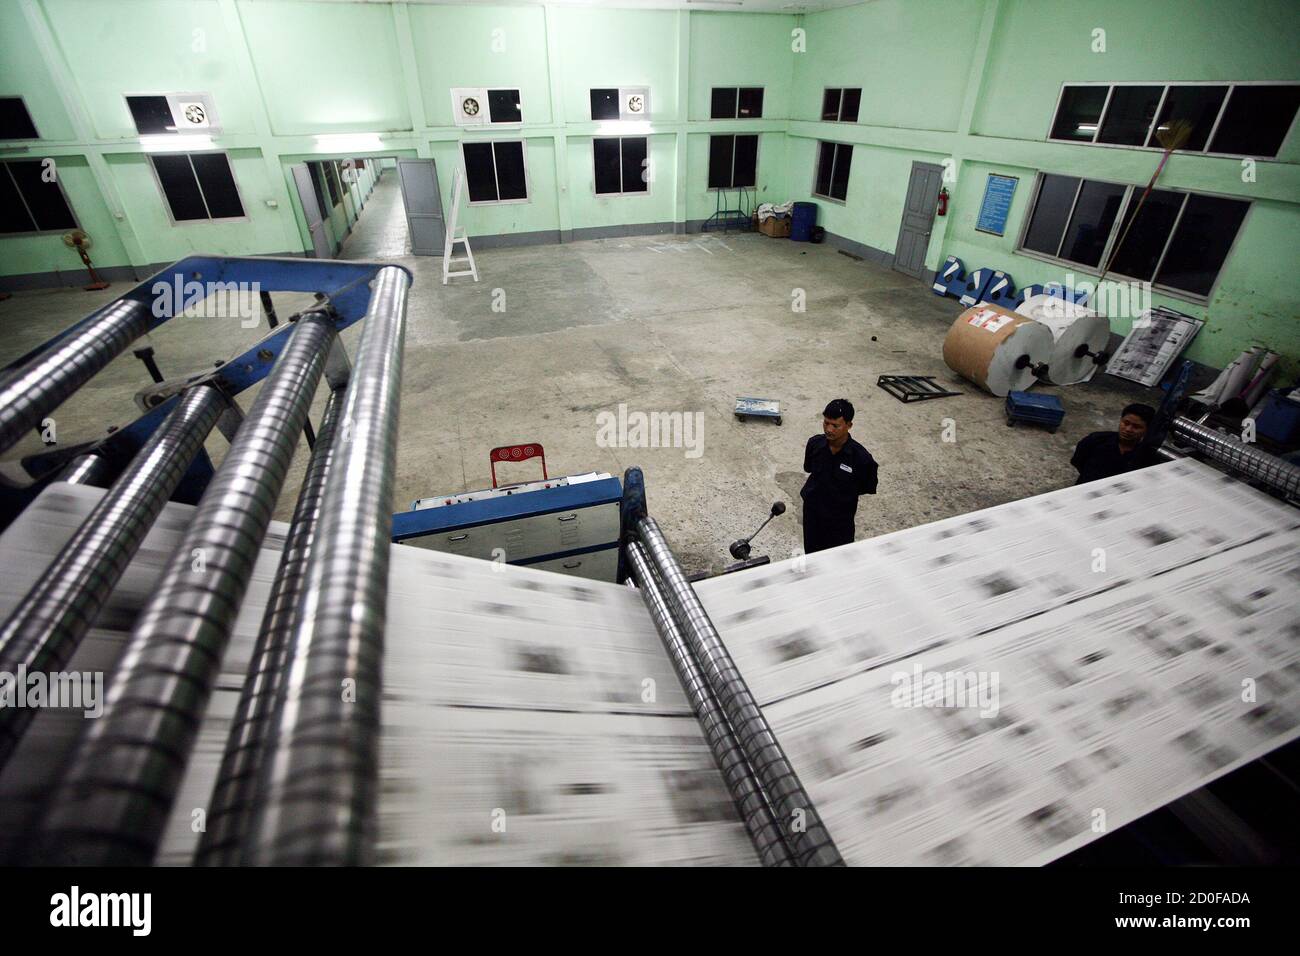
[0,299,151,456]
[59,453,114,487]
[1171,416,1300,499]
[0,385,226,773]
[27,314,336,866]
[635,515,844,867]
[242,266,409,865]
[626,541,793,866]
[195,388,345,866]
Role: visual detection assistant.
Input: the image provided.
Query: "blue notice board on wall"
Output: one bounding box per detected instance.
[976,174,1018,236]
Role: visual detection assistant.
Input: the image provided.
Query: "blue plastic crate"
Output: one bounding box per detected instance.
[1005,391,1065,432]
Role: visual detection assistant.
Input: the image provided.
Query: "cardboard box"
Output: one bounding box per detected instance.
[757,215,790,238]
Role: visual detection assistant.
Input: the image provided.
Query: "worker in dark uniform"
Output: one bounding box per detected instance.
[800,399,878,554]
[1070,403,1163,485]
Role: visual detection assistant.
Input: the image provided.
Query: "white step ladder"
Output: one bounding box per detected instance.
[442,167,479,285]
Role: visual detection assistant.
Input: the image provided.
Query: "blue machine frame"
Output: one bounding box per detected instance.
[0,255,412,530]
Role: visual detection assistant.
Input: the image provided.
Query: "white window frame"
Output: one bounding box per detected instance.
[820,87,861,123]
[461,139,531,205]
[706,133,760,191]
[0,95,42,140]
[123,91,221,135]
[0,158,79,236]
[590,87,651,122]
[146,150,248,225]
[1015,171,1253,304]
[451,88,525,128]
[1045,80,1300,159]
[592,135,652,198]
[811,140,852,204]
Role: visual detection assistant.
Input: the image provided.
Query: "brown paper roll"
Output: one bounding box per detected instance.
[942,304,1054,397]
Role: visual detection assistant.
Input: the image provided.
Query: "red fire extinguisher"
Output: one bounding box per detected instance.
[936,187,949,216]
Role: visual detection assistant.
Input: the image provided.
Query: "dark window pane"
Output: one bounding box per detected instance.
[488,89,522,124]
[191,153,244,218]
[1023,174,1080,256]
[6,160,76,230]
[738,88,763,118]
[1098,86,1162,145]
[814,141,834,197]
[711,88,737,119]
[127,95,175,135]
[821,89,841,121]
[1148,86,1227,151]
[321,160,341,205]
[1060,180,1125,266]
[1210,85,1300,157]
[840,88,861,123]
[1108,189,1184,281]
[0,98,39,139]
[708,135,734,189]
[463,142,497,202]
[1050,86,1107,141]
[1155,195,1248,297]
[590,88,620,121]
[593,137,622,194]
[493,142,527,200]
[830,143,852,200]
[152,154,207,220]
[0,164,38,232]
[621,137,648,193]
[732,134,758,188]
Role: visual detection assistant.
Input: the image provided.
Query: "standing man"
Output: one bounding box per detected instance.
[1070,403,1163,485]
[800,398,879,554]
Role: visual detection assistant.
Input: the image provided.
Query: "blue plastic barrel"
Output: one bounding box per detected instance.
[791,202,817,242]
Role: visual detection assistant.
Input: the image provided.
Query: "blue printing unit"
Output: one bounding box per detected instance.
[391,476,624,580]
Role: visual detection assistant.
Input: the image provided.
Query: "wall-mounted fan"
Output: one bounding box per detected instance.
[62,229,110,291]
[451,88,488,126]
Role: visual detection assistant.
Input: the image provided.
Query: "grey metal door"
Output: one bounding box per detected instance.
[397,158,445,256]
[291,163,332,259]
[893,162,944,279]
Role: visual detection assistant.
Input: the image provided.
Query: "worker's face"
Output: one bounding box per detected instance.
[1118,413,1148,444]
[823,416,851,443]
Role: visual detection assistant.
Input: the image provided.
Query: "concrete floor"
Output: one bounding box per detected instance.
[1,168,1158,576]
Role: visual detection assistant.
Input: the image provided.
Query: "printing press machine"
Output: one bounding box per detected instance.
[0,256,1297,867]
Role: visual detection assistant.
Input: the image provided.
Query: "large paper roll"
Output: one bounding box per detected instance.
[1015,294,1111,385]
[942,304,1054,397]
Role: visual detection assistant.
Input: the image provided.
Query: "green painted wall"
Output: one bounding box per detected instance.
[2,0,1297,376]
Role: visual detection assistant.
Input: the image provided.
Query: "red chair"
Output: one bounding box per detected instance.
[489,443,547,488]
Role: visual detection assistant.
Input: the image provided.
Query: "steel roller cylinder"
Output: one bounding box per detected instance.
[1171,416,1300,499]
[27,314,336,866]
[195,388,344,866]
[627,541,793,866]
[242,266,409,866]
[635,515,844,867]
[0,299,152,456]
[0,385,227,773]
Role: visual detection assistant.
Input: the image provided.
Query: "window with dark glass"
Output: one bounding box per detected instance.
[462,140,528,203]
[814,141,852,202]
[1049,86,1107,141]
[0,159,77,233]
[1209,85,1300,157]
[151,152,244,222]
[127,95,176,135]
[590,89,620,121]
[593,137,648,195]
[0,97,39,140]
[711,87,762,119]
[707,134,757,189]
[821,88,861,122]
